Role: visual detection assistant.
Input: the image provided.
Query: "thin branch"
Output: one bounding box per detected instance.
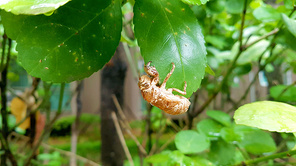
[193,0,249,117]
[111,111,134,166]
[111,95,147,156]
[24,83,65,166]
[244,28,279,49]
[234,149,296,166]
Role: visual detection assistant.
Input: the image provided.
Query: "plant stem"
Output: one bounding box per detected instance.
[234,149,296,166]
[24,83,65,166]
[193,0,249,117]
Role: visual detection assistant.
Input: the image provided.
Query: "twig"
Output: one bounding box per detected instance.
[193,0,249,117]
[234,149,296,166]
[24,83,65,166]
[111,95,147,156]
[244,28,279,49]
[111,111,134,166]
[122,42,139,80]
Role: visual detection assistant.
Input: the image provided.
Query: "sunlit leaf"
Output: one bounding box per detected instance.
[234,101,296,132]
[134,0,207,98]
[182,0,210,5]
[0,0,69,15]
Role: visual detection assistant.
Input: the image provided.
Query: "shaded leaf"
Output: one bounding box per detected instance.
[0,0,69,15]
[282,14,296,37]
[208,139,236,165]
[270,85,296,102]
[145,153,170,163]
[197,119,223,138]
[134,0,207,98]
[205,64,215,76]
[175,130,210,154]
[240,130,276,154]
[234,101,296,132]
[2,0,122,83]
[207,110,231,127]
[225,0,244,14]
[253,6,281,22]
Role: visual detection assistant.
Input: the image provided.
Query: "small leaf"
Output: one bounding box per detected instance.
[207,110,231,127]
[225,0,244,14]
[220,126,243,143]
[175,130,210,154]
[197,119,223,138]
[282,14,296,38]
[240,130,276,154]
[253,6,281,22]
[182,0,210,5]
[270,85,296,102]
[145,153,170,163]
[134,0,207,98]
[168,151,195,166]
[234,101,296,133]
[205,64,215,76]
[0,0,70,15]
[208,139,236,165]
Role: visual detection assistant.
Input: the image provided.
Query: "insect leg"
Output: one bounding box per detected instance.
[160,62,175,89]
[168,81,187,95]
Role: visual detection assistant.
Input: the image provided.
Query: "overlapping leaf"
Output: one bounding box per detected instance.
[0,0,70,15]
[134,0,207,98]
[1,0,122,82]
[234,101,296,132]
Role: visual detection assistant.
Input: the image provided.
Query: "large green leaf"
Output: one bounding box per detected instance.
[234,101,296,132]
[134,0,207,98]
[253,6,281,22]
[0,0,69,15]
[240,130,276,154]
[2,0,122,83]
[175,130,210,154]
[282,14,296,38]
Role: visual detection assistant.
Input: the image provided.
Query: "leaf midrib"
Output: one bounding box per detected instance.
[156,0,186,82]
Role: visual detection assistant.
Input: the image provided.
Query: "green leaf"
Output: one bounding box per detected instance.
[191,156,215,166]
[197,119,223,138]
[284,0,295,9]
[234,101,296,133]
[240,130,276,154]
[225,0,244,14]
[206,110,231,127]
[2,0,122,83]
[182,0,210,5]
[175,130,210,154]
[0,0,70,15]
[253,6,281,22]
[270,85,296,102]
[282,14,296,37]
[205,64,215,76]
[220,126,243,143]
[168,151,195,166]
[134,0,207,98]
[208,139,236,165]
[145,153,170,163]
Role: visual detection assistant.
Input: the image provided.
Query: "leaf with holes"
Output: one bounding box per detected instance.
[1,0,122,83]
[0,0,70,15]
[134,0,207,98]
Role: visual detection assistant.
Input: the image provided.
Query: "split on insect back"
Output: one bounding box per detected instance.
[138,61,191,115]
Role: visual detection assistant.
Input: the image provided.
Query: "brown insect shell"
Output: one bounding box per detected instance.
[138,75,191,115]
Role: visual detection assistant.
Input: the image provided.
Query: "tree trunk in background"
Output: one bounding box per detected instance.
[70,81,83,166]
[101,44,127,166]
